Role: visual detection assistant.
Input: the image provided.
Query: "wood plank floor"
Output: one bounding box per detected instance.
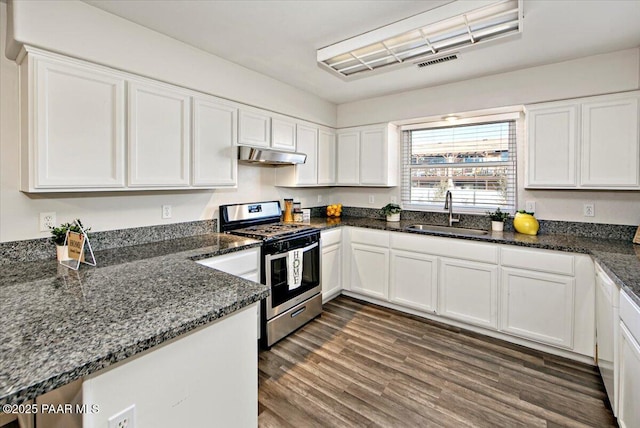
[258,296,617,428]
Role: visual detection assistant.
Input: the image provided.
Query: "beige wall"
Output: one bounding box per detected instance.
[334,49,640,226]
[0,3,335,242]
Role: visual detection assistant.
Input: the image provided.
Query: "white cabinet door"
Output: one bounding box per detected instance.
[322,243,342,302]
[525,104,578,188]
[581,96,640,187]
[271,117,296,151]
[29,56,126,189]
[389,249,437,313]
[336,131,360,185]
[438,258,498,330]
[192,96,237,187]
[500,267,575,348]
[128,82,191,187]
[350,243,389,300]
[318,127,336,185]
[294,124,318,185]
[618,322,640,428]
[360,127,387,185]
[238,109,270,148]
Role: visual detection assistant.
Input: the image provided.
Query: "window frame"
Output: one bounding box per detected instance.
[400,112,521,214]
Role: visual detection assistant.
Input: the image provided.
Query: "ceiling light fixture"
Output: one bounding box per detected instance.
[317,0,522,79]
[444,115,460,122]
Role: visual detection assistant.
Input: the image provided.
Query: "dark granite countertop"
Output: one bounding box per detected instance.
[0,233,266,405]
[310,217,640,307]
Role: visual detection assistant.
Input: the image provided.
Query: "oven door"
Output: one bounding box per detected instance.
[265,240,320,319]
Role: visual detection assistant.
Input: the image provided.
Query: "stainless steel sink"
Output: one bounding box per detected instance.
[406,224,489,236]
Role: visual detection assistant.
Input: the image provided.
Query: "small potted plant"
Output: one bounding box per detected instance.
[486,208,510,232]
[50,219,90,261]
[381,203,401,222]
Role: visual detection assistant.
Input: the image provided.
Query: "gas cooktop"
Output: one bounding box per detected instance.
[229,222,317,241]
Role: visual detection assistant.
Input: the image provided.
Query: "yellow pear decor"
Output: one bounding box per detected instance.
[513,210,539,236]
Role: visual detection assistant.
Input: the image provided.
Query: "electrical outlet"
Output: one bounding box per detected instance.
[525,201,536,213]
[390,196,397,204]
[39,212,56,232]
[108,404,135,428]
[583,203,595,217]
[368,195,375,204]
[317,194,322,203]
[162,205,172,219]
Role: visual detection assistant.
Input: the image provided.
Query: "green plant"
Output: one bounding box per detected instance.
[380,203,401,216]
[486,208,510,222]
[50,219,91,246]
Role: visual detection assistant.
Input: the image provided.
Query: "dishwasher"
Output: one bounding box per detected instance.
[595,263,619,416]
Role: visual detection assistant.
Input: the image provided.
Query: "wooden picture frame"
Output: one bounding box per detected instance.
[634,226,640,245]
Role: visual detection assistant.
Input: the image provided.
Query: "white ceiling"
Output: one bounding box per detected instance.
[84,0,640,105]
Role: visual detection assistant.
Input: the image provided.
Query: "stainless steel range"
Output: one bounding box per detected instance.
[220,201,322,348]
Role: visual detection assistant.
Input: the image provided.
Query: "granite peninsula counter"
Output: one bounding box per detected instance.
[0,233,267,406]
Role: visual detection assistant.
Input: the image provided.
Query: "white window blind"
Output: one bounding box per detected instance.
[402,120,517,212]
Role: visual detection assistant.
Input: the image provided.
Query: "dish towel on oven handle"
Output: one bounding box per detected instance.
[287,249,303,291]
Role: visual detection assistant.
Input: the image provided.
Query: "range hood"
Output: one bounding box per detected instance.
[238,146,306,166]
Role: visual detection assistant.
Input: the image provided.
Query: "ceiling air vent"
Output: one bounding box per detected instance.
[416,54,458,68]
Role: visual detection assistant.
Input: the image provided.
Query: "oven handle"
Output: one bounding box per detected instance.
[265,241,319,263]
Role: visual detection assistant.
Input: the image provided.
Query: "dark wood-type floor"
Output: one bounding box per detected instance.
[258,296,617,428]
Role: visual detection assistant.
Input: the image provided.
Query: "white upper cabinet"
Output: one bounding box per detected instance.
[336,131,360,185]
[275,123,329,187]
[18,47,245,192]
[271,116,297,151]
[336,124,398,187]
[238,109,271,148]
[581,95,639,187]
[20,50,126,191]
[238,109,298,152]
[318,127,336,185]
[192,95,237,187]
[128,81,191,187]
[525,91,640,190]
[526,104,579,188]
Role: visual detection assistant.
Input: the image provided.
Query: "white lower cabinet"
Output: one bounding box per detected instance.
[618,322,640,428]
[438,258,498,330]
[321,229,342,302]
[195,248,259,280]
[340,227,595,361]
[389,250,437,313]
[195,248,260,337]
[350,243,389,300]
[618,291,640,428]
[501,267,575,348]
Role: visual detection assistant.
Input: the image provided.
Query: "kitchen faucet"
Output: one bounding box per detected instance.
[444,190,460,227]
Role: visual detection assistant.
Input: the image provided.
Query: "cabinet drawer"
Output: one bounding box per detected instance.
[349,228,389,247]
[321,228,341,247]
[501,246,574,276]
[196,248,260,277]
[621,290,640,344]
[391,232,497,264]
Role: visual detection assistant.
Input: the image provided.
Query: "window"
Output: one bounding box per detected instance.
[402,119,517,213]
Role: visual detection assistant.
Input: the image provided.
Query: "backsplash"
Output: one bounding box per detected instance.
[0,220,217,264]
